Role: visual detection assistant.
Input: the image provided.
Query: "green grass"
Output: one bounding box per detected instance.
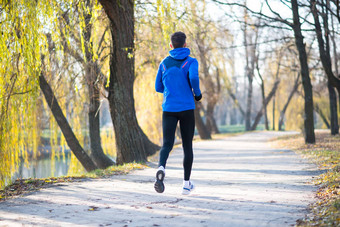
[218,124,265,133]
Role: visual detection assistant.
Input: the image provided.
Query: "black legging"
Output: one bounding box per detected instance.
[158,109,195,181]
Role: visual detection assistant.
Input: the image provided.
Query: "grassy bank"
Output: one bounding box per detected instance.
[0,163,146,202]
[273,130,340,226]
[218,124,265,134]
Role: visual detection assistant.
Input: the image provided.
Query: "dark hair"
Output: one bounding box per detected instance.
[170,31,186,48]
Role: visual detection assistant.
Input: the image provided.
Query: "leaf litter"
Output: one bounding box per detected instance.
[273,130,340,226]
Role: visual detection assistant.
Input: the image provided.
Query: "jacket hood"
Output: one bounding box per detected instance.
[169,48,190,60]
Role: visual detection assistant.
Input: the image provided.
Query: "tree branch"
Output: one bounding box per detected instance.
[211,0,293,27]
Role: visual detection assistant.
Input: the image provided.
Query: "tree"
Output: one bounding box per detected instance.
[250,79,280,131]
[255,56,269,130]
[194,30,221,135]
[0,0,73,188]
[310,0,339,135]
[77,0,115,167]
[57,0,115,168]
[194,103,212,139]
[39,72,97,172]
[98,0,160,164]
[278,73,301,131]
[242,6,258,131]
[291,0,315,143]
[314,102,331,129]
[212,0,316,143]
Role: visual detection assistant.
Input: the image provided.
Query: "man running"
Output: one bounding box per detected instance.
[154,31,202,195]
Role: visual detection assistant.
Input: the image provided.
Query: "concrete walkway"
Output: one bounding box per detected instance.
[0,131,320,227]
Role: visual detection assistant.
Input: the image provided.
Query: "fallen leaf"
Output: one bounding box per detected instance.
[88,206,100,211]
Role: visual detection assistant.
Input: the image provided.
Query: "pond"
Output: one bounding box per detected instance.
[11,153,116,181]
[12,156,73,180]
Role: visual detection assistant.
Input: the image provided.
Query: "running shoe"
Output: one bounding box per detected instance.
[182,181,195,195]
[154,169,165,193]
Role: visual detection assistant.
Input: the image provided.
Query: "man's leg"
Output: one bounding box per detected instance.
[155,111,178,193]
[179,109,195,181]
[158,111,178,168]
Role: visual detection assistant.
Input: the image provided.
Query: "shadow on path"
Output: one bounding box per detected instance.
[0,131,319,227]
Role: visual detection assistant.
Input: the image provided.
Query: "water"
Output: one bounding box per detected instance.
[12,156,74,180]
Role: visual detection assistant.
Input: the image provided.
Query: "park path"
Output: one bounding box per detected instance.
[0,131,320,227]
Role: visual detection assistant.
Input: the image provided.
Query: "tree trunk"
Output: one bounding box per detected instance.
[278,74,300,131]
[310,0,339,135]
[226,87,245,118]
[219,108,227,126]
[310,0,340,92]
[196,32,220,135]
[261,82,269,130]
[230,107,238,125]
[243,7,258,131]
[194,103,212,139]
[251,80,280,130]
[314,103,331,129]
[39,73,97,172]
[256,57,269,130]
[245,74,253,131]
[328,82,339,134]
[98,0,160,165]
[83,0,114,168]
[291,0,315,143]
[272,94,276,130]
[87,63,115,168]
[330,11,339,77]
[205,102,220,134]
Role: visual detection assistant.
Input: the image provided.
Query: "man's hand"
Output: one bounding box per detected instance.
[194,94,202,101]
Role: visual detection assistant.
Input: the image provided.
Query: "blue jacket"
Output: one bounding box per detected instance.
[155,48,201,112]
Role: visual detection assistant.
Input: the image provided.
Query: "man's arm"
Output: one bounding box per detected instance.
[188,59,201,97]
[155,64,164,93]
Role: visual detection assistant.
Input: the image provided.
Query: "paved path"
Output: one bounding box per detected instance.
[0,131,320,227]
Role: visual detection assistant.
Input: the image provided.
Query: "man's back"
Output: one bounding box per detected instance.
[155,47,201,112]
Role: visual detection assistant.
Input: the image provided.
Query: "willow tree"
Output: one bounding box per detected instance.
[0,0,54,188]
[55,0,114,168]
[0,0,101,188]
[0,1,45,187]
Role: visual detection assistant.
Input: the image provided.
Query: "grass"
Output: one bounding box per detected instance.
[218,124,265,134]
[0,162,147,202]
[272,130,340,226]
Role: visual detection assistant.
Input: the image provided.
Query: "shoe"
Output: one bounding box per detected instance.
[182,181,195,195]
[154,169,165,193]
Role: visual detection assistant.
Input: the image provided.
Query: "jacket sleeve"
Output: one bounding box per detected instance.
[188,59,201,96]
[155,63,164,93]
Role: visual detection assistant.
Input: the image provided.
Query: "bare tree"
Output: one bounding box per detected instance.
[212,0,316,143]
[194,103,212,139]
[310,0,339,135]
[255,57,269,130]
[242,5,259,131]
[278,73,301,131]
[291,0,315,143]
